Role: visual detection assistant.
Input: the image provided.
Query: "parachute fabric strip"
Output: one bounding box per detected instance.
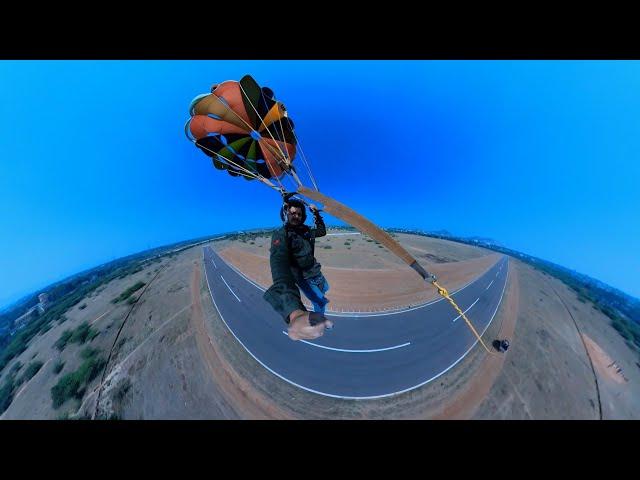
[296,185,500,356]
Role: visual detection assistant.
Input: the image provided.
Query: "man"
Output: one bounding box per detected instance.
[263,197,333,340]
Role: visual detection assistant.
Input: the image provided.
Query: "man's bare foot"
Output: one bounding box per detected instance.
[288,310,333,340]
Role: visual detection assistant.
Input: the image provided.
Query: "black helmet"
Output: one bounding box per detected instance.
[280,197,307,223]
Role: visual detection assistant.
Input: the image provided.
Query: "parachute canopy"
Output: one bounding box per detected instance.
[185,75,297,181]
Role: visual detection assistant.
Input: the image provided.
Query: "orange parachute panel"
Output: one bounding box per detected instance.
[212,81,254,129]
[189,115,248,139]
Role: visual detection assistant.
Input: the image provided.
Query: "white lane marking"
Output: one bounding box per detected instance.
[486,280,494,290]
[210,247,265,292]
[220,275,241,302]
[210,256,217,268]
[202,249,349,399]
[281,331,410,353]
[201,248,511,400]
[487,262,509,327]
[453,298,480,322]
[208,247,499,318]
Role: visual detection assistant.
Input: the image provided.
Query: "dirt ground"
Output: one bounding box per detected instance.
[218,244,501,312]
[473,260,640,419]
[3,232,639,419]
[1,255,173,419]
[583,334,627,385]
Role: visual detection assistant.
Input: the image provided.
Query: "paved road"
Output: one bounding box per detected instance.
[202,246,509,399]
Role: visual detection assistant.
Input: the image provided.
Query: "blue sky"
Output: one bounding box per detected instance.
[1,60,639,307]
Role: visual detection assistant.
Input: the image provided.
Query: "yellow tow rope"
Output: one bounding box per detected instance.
[432,280,500,356]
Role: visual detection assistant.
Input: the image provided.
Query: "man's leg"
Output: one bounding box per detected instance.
[296,277,326,314]
[307,274,330,313]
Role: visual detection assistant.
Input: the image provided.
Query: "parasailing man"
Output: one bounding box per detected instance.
[263,195,334,341]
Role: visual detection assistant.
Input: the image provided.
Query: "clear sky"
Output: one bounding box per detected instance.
[1,60,639,307]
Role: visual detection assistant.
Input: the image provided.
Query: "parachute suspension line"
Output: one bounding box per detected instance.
[274,113,319,192]
[288,126,320,191]
[208,92,257,135]
[271,111,297,192]
[199,94,289,191]
[289,167,304,188]
[256,140,291,192]
[275,115,292,167]
[190,139,280,191]
[192,139,262,180]
[202,91,288,190]
[269,112,306,192]
[432,280,500,356]
[238,83,290,166]
[230,88,289,193]
[225,168,262,181]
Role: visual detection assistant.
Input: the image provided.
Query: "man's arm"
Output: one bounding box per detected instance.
[262,229,306,323]
[310,205,326,238]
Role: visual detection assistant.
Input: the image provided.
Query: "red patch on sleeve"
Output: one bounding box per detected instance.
[273,239,281,246]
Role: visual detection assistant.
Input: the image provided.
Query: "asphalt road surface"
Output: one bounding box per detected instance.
[203,246,509,399]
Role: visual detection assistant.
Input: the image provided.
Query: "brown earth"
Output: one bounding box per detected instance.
[188,262,291,419]
[217,239,501,312]
[1,255,174,419]
[583,334,626,385]
[473,260,640,419]
[2,232,639,419]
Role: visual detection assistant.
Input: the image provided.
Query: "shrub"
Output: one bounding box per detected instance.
[80,347,100,360]
[0,376,16,414]
[51,355,106,408]
[9,361,23,375]
[55,322,98,351]
[55,330,73,351]
[79,304,87,310]
[56,411,70,420]
[53,360,65,375]
[112,282,146,304]
[70,322,92,344]
[612,322,633,341]
[20,361,44,383]
[51,373,83,408]
[113,378,131,404]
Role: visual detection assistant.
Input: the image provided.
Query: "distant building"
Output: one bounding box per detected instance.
[13,292,49,329]
[14,308,37,329]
